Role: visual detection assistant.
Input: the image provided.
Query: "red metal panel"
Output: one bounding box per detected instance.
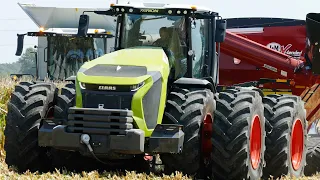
[221,31,304,79]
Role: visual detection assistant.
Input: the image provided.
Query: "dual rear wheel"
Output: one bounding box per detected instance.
[162,86,307,179]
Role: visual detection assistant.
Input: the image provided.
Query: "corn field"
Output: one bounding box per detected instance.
[0,77,320,179]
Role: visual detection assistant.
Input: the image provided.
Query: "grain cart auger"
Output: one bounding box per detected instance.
[4,2,265,179]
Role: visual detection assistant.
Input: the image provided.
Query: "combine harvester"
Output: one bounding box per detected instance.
[4,2,320,180]
[13,3,117,80]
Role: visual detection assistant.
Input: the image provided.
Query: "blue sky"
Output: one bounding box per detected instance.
[0,0,319,63]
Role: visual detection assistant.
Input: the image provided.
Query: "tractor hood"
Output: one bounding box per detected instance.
[77,47,171,85]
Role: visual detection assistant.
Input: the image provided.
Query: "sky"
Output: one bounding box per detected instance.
[0,0,319,63]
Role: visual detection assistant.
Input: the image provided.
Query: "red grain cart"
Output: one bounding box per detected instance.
[219,15,320,175]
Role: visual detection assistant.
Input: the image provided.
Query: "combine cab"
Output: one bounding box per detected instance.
[14,3,117,80]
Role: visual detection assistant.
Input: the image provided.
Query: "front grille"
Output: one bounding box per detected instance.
[82,91,133,109]
[66,107,133,135]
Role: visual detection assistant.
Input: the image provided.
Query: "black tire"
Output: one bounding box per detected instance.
[51,83,80,171]
[4,81,57,172]
[262,94,307,179]
[304,134,320,176]
[160,87,215,178]
[211,87,265,180]
[51,83,100,172]
[53,84,76,122]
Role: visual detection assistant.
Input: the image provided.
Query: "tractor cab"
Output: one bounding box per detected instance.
[78,2,226,82]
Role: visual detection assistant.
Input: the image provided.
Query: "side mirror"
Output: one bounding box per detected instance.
[77,14,90,37]
[215,19,227,43]
[15,34,26,56]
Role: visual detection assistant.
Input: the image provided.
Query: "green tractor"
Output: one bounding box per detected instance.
[4,3,267,179]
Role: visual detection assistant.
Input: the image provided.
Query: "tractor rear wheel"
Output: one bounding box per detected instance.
[161,87,215,178]
[211,87,265,180]
[262,94,307,179]
[304,134,320,176]
[4,81,57,172]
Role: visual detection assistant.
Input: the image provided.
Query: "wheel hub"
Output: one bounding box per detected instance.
[250,115,262,170]
[291,119,304,171]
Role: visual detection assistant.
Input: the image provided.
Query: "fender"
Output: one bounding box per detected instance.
[173,77,215,92]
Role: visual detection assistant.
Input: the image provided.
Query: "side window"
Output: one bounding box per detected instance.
[191,19,208,78]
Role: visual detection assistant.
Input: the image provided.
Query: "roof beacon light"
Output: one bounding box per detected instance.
[39,27,44,32]
[191,6,197,10]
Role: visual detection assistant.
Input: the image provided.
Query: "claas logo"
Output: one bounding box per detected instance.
[140,9,159,13]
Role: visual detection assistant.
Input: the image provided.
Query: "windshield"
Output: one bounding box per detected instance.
[47,36,110,80]
[120,14,187,75]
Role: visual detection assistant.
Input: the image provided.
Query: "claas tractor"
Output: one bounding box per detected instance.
[4,2,269,180]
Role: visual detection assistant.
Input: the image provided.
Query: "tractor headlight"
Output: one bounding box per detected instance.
[79,82,86,89]
[130,82,144,91]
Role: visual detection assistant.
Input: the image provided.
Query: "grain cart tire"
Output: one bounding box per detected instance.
[262,94,307,179]
[211,87,265,180]
[4,82,57,172]
[304,135,320,176]
[161,87,215,177]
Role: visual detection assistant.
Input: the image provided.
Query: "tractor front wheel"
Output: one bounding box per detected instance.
[161,87,215,178]
[4,82,57,172]
[211,87,265,180]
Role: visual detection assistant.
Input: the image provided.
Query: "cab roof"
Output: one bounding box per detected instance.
[111,2,216,14]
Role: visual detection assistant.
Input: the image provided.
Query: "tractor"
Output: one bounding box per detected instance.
[5,2,285,180]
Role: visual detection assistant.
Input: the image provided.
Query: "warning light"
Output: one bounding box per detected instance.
[39,27,44,32]
[106,31,111,35]
[94,29,99,33]
[110,3,115,7]
[191,6,197,10]
[12,75,17,81]
[290,80,295,86]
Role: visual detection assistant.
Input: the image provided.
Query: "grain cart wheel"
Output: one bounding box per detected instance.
[262,94,307,179]
[304,135,320,176]
[4,82,57,172]
[211,87,265,180]
[161,87,215,177]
